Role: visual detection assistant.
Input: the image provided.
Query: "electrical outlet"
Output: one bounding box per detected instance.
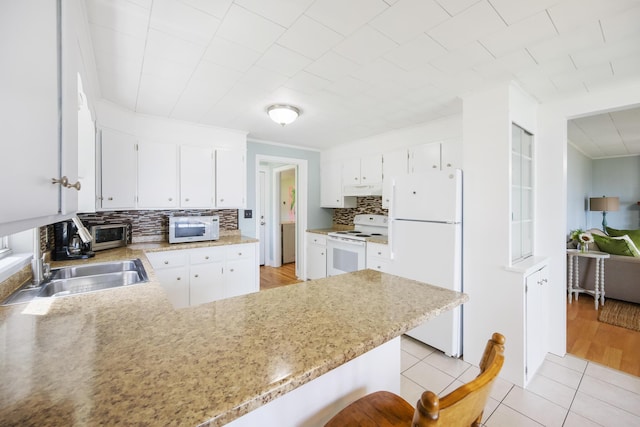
[244,210,252,218]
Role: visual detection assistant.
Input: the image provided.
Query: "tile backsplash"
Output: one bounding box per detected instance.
[333,196,388,225]
[78,209,238,243]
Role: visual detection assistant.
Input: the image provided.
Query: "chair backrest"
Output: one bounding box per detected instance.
[412,332,506,427]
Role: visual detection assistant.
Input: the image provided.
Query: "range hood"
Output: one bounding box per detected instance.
[342,183,382,197]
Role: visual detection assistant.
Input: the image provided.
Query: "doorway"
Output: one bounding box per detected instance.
[255,155,308,280]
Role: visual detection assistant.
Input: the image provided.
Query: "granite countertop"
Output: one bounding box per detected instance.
[0,241,466,426]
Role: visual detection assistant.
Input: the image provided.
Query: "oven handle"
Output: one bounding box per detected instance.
[327,236,367,247]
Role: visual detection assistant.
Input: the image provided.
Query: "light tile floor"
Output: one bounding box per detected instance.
[400,335,640,427]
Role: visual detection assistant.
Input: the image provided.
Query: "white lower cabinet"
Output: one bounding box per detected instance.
[525,264,549,384]
[146,242,258,308]
[306,232,327,280]
[366,242,392,273]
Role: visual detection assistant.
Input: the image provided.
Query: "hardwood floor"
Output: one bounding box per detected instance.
[567,296,640,377]
[260,262,303,290]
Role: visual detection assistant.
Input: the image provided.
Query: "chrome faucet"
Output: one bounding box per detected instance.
[31,229,50,285]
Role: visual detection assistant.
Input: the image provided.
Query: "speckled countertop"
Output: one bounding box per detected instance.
[0,239,466,426]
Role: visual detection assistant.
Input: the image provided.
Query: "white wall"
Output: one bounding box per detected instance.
[566,144,593,233]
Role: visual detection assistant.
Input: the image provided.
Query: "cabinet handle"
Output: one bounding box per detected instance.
[51,176,69,186]
[65,180,81,191]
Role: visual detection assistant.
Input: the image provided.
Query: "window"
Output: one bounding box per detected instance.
[0,235,10,260]
[511,123,534,263]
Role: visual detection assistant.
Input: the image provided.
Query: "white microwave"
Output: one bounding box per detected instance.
[169,215,219,244]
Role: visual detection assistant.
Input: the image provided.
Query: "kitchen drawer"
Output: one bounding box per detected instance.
[367,258,393,273]
[307,233,326,246]
[146,251,188,269]
[189,247,225,264]
[367,242,390,259]
[226,243,254,260]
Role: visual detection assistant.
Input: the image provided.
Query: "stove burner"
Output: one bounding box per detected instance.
[370,233,382,236]
[355,234,370,237]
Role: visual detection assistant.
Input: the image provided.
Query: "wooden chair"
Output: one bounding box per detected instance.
[325,333,505,427]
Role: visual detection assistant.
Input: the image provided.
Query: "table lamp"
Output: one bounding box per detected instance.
[589,196,619,230]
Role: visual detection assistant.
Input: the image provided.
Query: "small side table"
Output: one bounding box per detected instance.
[567,249,610,309]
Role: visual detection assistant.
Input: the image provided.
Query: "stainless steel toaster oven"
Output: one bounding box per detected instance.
[90,224,129,251]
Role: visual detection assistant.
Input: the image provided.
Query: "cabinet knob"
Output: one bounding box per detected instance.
[320,252,324,256]
[168,198,173,201]
[446,163,452,167]
[185,198,189,202]
[108,197,113,201]
[194,274,199,278]
[238,252,242,256]
[65,180,81,191]
[230,268,234,272]
[412,191,416,195]
[362,176,366,180]
[432,165,437,168]
[354,177,358,180]
[377,265,381,269]
[177,277,181,280]
[377,251,382,255]
[220,198,224,202]
[164,261,169,265]
[205,256,209,260]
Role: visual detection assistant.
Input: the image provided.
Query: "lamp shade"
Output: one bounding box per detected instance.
[267,104,300,126]
[589,196,619,212]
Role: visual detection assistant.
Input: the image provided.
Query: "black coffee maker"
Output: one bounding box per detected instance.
[53,219,95,260]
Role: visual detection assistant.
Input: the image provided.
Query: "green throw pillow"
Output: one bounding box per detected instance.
[593,234,640,257]
[606,226,640,249]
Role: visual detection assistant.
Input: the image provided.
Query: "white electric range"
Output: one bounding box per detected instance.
[326,214,388,276]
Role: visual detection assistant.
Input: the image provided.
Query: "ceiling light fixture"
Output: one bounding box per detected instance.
[267,104,300,126]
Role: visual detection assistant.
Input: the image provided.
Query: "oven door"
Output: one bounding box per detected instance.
[327,236,366,277]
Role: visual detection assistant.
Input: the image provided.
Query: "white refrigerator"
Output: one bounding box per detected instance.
[390,169,462,357]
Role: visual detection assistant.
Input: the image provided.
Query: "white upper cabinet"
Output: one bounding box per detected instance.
[0,1,79,235]
[409,143,441,173]
[180,145,214,208]
[216,150,246,208]
[138,142,178,209]
[321,161,356,208]
[100,129,137,210]
[440,140,461,170]
[342,155,383,186]
[382,149,408,208]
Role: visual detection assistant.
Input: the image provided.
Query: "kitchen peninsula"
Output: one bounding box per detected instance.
[0,252,467,426]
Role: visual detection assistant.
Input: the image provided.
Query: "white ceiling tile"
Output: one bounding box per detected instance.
[305,0,389,36]
[517,56,576,78]
[610,109,640,141]
[144,29,205,68]
[480,11,557,57]
[90,25,146,61]
[126,0,152,9]
[171,62,240,121]
[203,37,261,72]
[283,71,332,93]
[429,42,494,72]
[611,55,640,80]
[178,0,233,19]
[369,0,450,44]
[95,53,143,83]
[216,5,285,52]
[599,144,630,156]
[98,72,139,110]
[571,38,640,69]
[150,0,220,45]
[86,0,150,38]
[548,0,638,33]
[277,15,344,60]
[304,51,360,82]
[428,1,506,50]
[235,0,314,27]
[136,75,185,116]
[527,22,604,63]
[333,26,398,65]
[324,76,373,97]
[473,49,537,80]
[257,45,311,77]
[436,0,480,16]
[384,34,447,71]
[488,0,559,25]
[600,4,640,43]
[238,66,289,92]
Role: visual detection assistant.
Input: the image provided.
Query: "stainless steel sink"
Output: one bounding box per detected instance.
[1,259,149,305]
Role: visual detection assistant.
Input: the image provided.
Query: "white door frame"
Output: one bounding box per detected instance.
[255,155,307,279]
[258,167,268,266]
